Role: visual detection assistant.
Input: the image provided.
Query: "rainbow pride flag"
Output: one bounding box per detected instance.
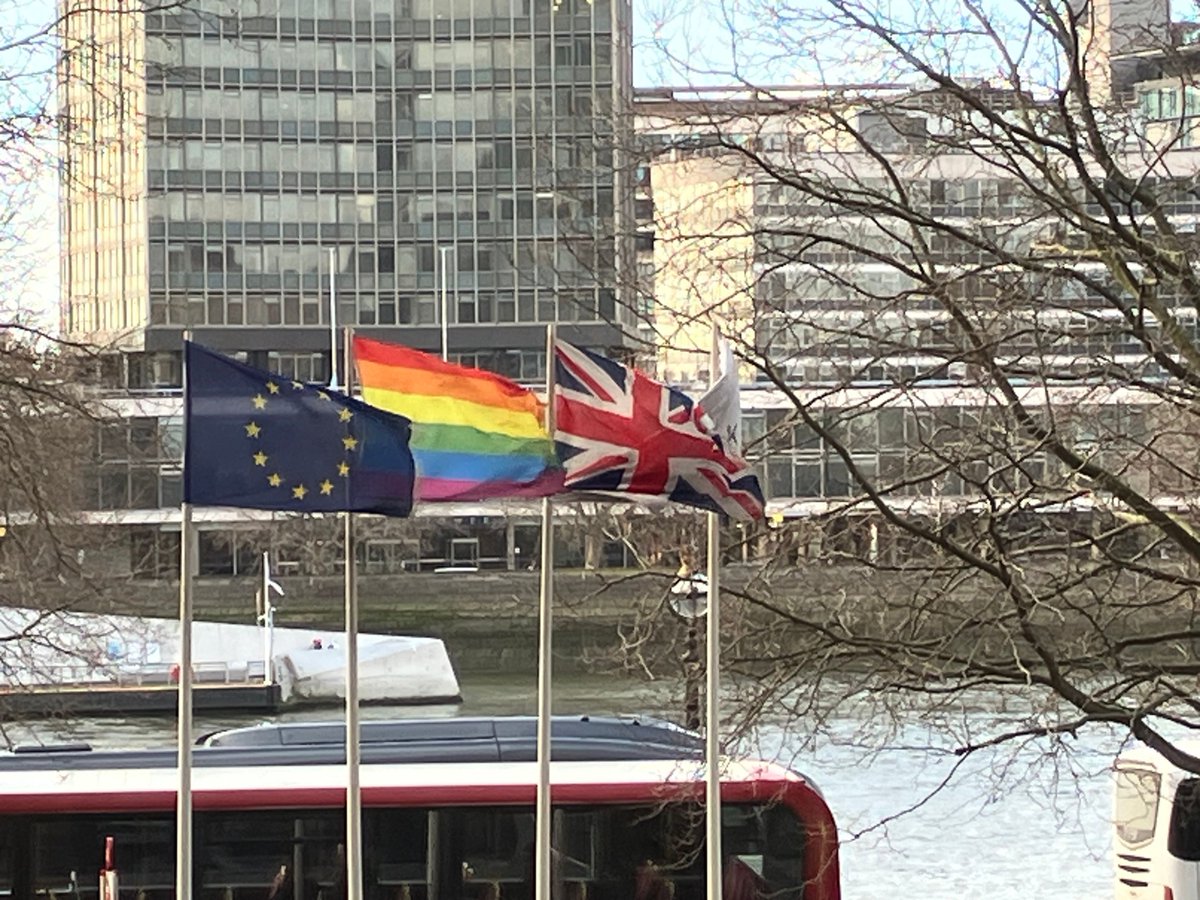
[353,336,563,501]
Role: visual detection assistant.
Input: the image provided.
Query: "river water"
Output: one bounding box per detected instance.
[7,673,1118,899]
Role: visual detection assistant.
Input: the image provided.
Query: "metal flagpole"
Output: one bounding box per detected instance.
[260,551,271,684]
[534,323,558,900]
[439,246,451,362]
[329,247,340,389]
[705,325,724,900]
[176,330,194,900]
[259,551,282,686]
[343,325,363,900]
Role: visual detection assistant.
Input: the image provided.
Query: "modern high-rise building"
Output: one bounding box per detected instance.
[60,0,635,387]
[55,0,639,578]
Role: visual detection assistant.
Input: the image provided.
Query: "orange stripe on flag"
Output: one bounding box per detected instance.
[354,337,543,415]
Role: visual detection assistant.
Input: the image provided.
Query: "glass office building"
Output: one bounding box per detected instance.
[60,0,634,383]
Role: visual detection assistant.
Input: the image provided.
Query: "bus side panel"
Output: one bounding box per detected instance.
[779,782,841,900]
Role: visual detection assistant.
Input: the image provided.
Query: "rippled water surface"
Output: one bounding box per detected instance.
[11,673,1116,899]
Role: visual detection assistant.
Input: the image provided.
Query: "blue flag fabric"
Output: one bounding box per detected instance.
[184,342,415,517]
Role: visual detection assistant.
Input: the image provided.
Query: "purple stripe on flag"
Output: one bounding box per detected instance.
[417,470,566,502]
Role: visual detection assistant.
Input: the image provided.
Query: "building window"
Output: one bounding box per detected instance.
[268,351,329,384]
[1141,86,1179,120]
[130,529,181,579]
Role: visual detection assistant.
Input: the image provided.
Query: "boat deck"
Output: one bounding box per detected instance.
[0,682,284,718]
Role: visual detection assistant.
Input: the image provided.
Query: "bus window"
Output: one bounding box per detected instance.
[365,808,430,900]
[1171,778,1200,860]
[30,816,174,900]
[457,808,532,900]
[0,820,12,897]
[1115,767,1161,848]
[723,805,806,900]
[197,810,344,900]
[0,819,14,898]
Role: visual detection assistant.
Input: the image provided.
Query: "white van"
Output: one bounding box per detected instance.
[1114,742,1200,900]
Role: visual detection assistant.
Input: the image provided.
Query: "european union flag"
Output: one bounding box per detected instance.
[184,342,414,517]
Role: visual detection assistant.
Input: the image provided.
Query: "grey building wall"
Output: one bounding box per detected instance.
[138,0,632,378]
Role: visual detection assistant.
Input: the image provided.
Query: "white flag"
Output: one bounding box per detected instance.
[699,338,741,457]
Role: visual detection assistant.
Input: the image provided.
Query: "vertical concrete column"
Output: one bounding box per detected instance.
[505,518,517,571]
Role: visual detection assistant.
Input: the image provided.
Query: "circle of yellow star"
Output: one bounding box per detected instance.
[338,408,353,422]
[319,480,334,495]
[253,451,268,467]
[268,473,282,487]
[342,435,358,451]
[337,461,350,477]
[292,484,308,500]
[245,422,262,438]
[252,394,267,410]
[292,381,304,390]
[266,382,280,394]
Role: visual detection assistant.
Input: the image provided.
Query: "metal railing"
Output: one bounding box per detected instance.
[0,660,268,690]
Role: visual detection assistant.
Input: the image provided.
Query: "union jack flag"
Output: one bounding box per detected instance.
[553,341,764,521]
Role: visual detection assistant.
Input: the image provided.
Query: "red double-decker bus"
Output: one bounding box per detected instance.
[0,716,840,900]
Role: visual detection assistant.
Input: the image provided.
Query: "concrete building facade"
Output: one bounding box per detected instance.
[54,0,1200,581]
[60,0,635,382]
[56,0,640,578]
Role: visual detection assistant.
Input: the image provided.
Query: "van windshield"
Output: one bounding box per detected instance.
[1171,779,1200,860]
[1115,767,1161,848]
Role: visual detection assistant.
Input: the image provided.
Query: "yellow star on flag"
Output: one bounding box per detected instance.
[339,408,353,422]
[245,422,262,438]
[342,435,358,451]
[292,380,304,390]
[292,484,308,500]
[320,480,334,495]
[318,391,331,402]
[266,382,280,394]
[253,451,268,467]
[252,394,267,409]
[338,461,350,477]
[268,473,282,487]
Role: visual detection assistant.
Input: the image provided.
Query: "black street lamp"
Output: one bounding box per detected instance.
[669,570,708,732]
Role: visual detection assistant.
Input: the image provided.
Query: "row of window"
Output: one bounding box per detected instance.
[81,444,1126,512]
[150,35,609,71]
[752,174,1200,219]
[741,406,1148,457]
[146,289,614,327]
[156,238,607,275]
[146,171,604,200]
[107,349,543,394]
[153,4,606,40]
[0,803,801,900]
[756,451,1052,499]
[756,228,1039,267]
[94,403,1152,463]
[757,268,1194,309]
[128,519,693,579]
[148,189,611,223]
[758,316,1194,360]
[148,90,609,133]
[149,65,608,97]
[147,223,608,253]
[148,89,606,130]
[87,402,1150,513]
[164,0,601,22]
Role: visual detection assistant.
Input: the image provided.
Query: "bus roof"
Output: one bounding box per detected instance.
[0,715,705,771]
